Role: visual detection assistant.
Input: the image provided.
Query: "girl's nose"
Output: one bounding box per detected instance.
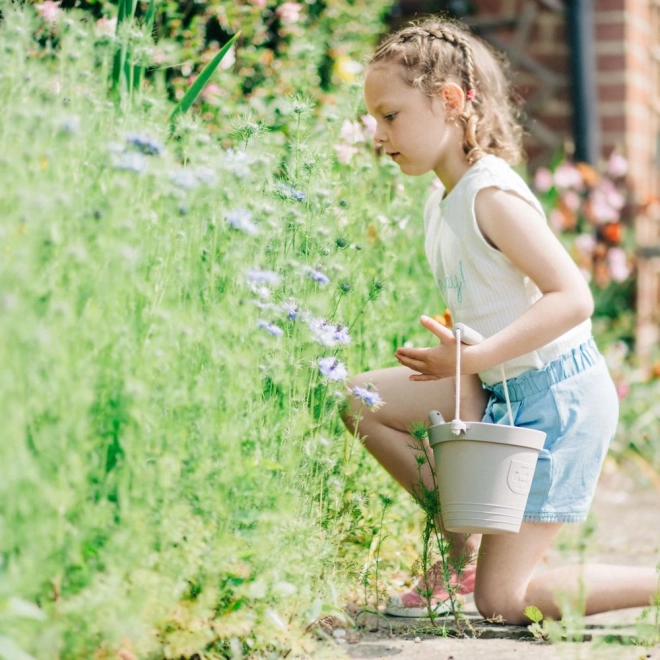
[373,125,387,145]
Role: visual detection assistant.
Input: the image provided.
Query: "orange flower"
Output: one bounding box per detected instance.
[433,308,453,327]
[599,222,623,245]
[576,162,600,187]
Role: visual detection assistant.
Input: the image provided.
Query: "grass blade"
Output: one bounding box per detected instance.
[168,31,240,125]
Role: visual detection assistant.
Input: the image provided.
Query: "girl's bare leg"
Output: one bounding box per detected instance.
[475,522,660,624]
[342,365,489,563]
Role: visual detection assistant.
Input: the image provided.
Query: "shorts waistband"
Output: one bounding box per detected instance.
[483,338,601,402]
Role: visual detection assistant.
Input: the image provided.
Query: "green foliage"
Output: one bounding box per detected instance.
[168,31,240,126]
[0,4,434,656]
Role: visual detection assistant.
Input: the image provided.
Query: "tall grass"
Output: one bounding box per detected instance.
[0,7,440,657]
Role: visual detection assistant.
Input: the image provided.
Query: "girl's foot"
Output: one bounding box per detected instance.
[384,561,477,618]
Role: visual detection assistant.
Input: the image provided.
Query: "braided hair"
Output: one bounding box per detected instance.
[371,19,524,165]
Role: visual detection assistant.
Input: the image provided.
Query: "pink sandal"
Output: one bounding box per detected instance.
[384,561,476,618]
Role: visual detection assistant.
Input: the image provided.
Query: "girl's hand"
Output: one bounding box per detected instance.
[394,315,459,381]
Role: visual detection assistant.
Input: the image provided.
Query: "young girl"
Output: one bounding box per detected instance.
[343,17,659,623]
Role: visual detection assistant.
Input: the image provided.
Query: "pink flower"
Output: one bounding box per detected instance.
[339,119,365,145]
[607,152,628,179]
[533,167,553,193]
[553,162,584,191]
[574,233,596,256]
[96,16,116,35]
[35,1,61,23]
[361,114,377,138]
[597,178,625,210]
[590,189,620,224]
[276,2,303,25]
[616,380,629,400]
[548,208,565,233]
[249,0,267,6]
[607,247,631,282]
[334,143,358,164]
[562,189,581,212]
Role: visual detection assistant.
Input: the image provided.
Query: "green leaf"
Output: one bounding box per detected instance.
[524,605,543,624]
[168,32,241,126]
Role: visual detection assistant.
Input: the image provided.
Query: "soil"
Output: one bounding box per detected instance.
[324,459,660,660]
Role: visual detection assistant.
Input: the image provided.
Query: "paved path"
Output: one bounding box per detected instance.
[334,461,660,659]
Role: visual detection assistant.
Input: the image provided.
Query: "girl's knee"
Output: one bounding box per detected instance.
[474,587,528,625]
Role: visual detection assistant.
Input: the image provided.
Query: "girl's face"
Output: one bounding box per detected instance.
[364,63,463,178]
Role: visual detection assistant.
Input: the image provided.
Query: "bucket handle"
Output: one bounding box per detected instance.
[451,323,515,435]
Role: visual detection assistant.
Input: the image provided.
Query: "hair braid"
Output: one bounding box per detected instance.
[370,18,524,165]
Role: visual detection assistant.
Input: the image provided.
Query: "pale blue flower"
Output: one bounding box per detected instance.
[246,269,280,285]
[304,266,330,285]
[113,152,146,173]
[281,300,298,320]
[227,209,258,235]
[351,385,383,410]
[308,317,351,347]
[277,183,306,202]
[170,169,198,189]
[125,133,164,156]
[257,319,283,337]
[318,357,348,381]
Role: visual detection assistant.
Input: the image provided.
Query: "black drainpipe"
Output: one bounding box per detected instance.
[566,0,600,164]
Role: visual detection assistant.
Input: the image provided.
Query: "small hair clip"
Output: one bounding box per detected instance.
[466,88,476,102]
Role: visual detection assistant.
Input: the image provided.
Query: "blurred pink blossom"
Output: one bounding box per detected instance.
[606,152,628,179]
[533,167,553,193]
[361,114,377,138]
[249,0,267,6]
[607,247,631,282]
[574,233,596,255]
[334,143,358,164]
[562,189,581,212]
[553,162,584,191]
[339,119,365,144]
[96,16,116,35]
[548,208,565,233]
[616,380,629,400]
[276,2,303,25]
[598,178,625,210]
[35,0,61,22]
[589,189,619,224]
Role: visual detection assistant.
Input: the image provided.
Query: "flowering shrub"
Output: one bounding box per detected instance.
[532,153,635,336]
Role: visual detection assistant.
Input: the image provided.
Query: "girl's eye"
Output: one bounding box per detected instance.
[384,113,397,122]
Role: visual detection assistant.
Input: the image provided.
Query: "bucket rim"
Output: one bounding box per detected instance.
[428,421,546,451]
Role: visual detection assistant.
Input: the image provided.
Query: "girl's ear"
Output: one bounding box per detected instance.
[442,82,465,114]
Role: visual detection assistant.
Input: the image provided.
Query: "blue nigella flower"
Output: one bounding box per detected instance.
[257,319,284,337]
[304,266,330,285]
[277,183,306,202]
[318,357,348,382]
[113,152,146,173]
[281,300,298,321]
[351,385,383,410]
[246,269,280,286]
[308,317,351,347]
[170,169,198,189]
[125,133,164,156]
[227,209,258,235]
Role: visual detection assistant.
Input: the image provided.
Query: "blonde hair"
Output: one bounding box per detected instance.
[370,18,524,165]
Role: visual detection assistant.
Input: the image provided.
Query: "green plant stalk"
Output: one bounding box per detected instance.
[168,32,241,126]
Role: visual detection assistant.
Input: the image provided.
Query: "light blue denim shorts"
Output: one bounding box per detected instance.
[482,338,619,523]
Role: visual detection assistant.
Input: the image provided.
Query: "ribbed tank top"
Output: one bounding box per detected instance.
[424,154,592,385]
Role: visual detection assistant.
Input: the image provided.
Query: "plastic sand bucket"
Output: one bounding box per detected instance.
[428,420,545,534]
[427,324,547,535]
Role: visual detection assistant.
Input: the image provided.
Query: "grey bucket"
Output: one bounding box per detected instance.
[428,420,546,534]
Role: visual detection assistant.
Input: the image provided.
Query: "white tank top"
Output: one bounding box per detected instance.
[424,154,592,385]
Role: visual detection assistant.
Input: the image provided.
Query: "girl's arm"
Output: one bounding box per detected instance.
[395,186,593,380]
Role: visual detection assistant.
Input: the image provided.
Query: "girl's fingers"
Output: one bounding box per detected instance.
[420,315,455,342]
